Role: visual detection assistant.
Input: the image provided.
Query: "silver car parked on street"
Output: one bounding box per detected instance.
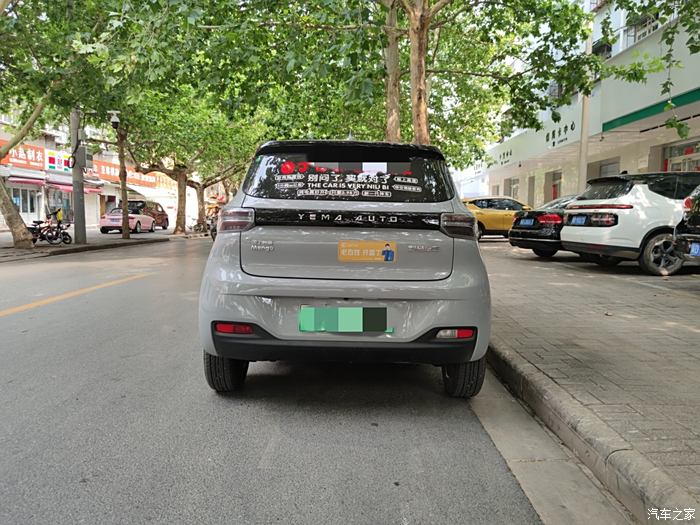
[199,141,491,397]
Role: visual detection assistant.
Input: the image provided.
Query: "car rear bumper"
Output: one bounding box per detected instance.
[210,325,478,364]
[674,233,700,260]
[560,240,639,259]
[509,229,561,250]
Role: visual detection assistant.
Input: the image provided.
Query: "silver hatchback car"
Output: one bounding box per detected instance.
[199,141,491,398]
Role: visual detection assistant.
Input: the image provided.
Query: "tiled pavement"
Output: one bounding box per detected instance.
[480,239,700,498]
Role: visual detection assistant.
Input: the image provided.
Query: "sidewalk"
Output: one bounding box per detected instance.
[480,240,700,523]
[0,228,172,263]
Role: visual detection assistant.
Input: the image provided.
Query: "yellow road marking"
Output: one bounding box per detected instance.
[0,273,151,318]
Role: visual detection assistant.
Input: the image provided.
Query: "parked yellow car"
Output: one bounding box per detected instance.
[464,197,531,239]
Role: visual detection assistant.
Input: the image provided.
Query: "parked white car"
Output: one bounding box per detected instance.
[560,172,700,275]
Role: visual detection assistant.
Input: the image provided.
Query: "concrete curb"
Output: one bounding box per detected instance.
[169,233,211,239]
[46,237,170,256]
[488,343,700,523]
[0,237,170,263]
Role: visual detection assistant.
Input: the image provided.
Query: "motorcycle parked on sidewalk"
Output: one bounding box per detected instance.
[27,220,62,244]
[27,211,72,245]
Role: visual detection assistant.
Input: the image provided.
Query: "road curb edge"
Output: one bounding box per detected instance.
[487,343,700,523]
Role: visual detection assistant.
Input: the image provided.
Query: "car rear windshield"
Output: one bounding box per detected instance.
[577,179,633,200]
[243,149,453,202]
[539,195,577,209]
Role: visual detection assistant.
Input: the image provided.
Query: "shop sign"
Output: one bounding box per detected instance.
[45,149,72,172]
[93,160,157,188]
[0,139,45,171]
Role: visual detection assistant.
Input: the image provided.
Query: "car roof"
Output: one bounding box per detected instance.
[464,196,520,201]
[256,140,445,160]
[589,172,700,184]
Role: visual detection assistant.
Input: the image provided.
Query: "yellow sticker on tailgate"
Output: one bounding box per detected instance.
[338,240,397,262]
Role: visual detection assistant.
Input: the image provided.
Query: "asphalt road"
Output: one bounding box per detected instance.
[0,239,544,525]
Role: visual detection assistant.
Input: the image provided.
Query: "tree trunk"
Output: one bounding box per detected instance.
[384,1,401,143]
[196,185,206,224]
[408,6,431,144]
[0,178,34,248]
[0,87,55,249]
[117,128,130,239]
[174,170,187,234]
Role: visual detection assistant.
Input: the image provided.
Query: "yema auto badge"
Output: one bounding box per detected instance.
[338,240,397,262]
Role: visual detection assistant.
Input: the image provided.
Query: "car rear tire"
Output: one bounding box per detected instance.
[477,223,485,241]
[100,227,109,234]
[532,248,558,258]
[638,232,683,276]
[577,252,598,262]
[203,351,249,393]
[162,219,169,230]
[133,221,141,234]
[441,357,485,399]
[594,255,623,267]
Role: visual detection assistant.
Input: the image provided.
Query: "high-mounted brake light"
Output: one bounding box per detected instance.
[440,213,476,239]
[218,208,255,233]
[536,213,563,225]
[567,204,633,210]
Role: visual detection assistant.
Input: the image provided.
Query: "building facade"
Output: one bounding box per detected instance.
[0,134,177,231]
[474,8,700,207]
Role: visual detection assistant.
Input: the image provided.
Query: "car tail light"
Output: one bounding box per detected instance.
[440,213,476,239]
[214,322,254,335]
[436,328,476,340]
[589,213,618,227]
[683,197,693,211]
[566,204,633,210]
[536,213,563,225]
[218,208,255,233]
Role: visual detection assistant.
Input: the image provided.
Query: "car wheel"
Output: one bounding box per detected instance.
[594,255,623,267]
[477,223,485,241]
[441,357,485,399]
[133,221,141,234]
[162,219,169,230]
[577,252,598,262]
[149,220,155,232]
[100,227,109,234]
[203,351,249,393]
[638,232,683,276]
[532,248,558,258]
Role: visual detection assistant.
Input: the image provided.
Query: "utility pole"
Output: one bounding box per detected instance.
[577,28,593,193]
[70,107,87,244]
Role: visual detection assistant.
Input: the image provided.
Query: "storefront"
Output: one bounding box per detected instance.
[663,137,700,172]
[1,140,46,228]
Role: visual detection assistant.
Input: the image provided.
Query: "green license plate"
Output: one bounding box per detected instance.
[298,306,388,333]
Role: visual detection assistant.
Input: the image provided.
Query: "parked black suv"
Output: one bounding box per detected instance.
[674,184,700,260]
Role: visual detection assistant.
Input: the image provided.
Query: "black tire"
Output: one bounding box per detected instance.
[532,248,558,258]
[203,351,249,393]
[149,220,155,232]
[61,232,72,244]
[100,227,110,234]
[441,357,486,399]
[638,231,683,276]
[162,219,169,230]
[46,228,62,245]
[577,252,598,262]
[133,221,141,234]
[594,255,623,267]
[477,223,485,241]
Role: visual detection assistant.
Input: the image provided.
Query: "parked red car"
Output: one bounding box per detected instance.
[128,200,169,230]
